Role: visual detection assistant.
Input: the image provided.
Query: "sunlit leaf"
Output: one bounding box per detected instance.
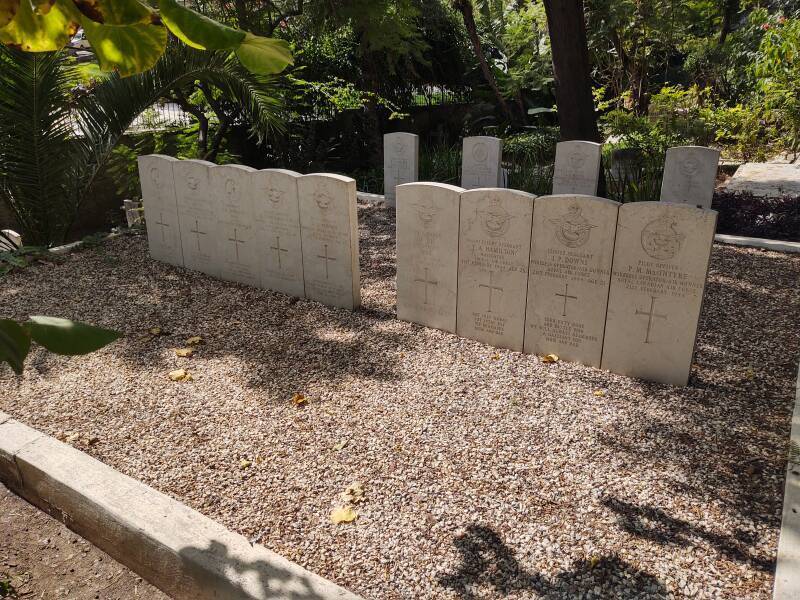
[0,0,79,52]
[339,481,365,504]
[80,18,167,76]
[291,392,307,406]
[175,347,194,357]
[185,335,203,345]
[0,319,31,374]
[0,0,21,28]
[235,32,293,75]
[168,368,192,381]
[239,458,251,469]
[158,0,243,50]
[73,0,155,25]
[25,315,120,355]
[330,506,357,524]
[541,353,560,363]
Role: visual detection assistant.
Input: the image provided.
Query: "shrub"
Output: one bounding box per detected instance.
[712,191,800,242]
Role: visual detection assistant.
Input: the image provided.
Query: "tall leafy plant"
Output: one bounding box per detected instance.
[0,43,284,245]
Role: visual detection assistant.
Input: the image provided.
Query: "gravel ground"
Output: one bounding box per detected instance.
[2,203,799,600]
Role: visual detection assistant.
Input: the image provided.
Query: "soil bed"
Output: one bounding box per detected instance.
[2,204,799,599]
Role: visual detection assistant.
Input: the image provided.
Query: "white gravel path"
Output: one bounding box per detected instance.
[1,203,799,599]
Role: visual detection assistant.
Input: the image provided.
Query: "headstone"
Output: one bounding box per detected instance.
[660,146,720,209]
[252,169,305,298]
[137,154,183,266]
[456,188,536,351]
[210,164,260,287]
[396,182,464,332]
[297,174,360,310]
[524,195,619,366]
[601,202,717,386]
[383,133,419,208]
[123,199,143,228]
[173,159,219,276]
[461,136,503,189]
[552,141,603,196]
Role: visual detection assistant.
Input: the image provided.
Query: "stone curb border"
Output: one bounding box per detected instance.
[0,412,362,600]
[774,361,800,599]
[715,234,800,254]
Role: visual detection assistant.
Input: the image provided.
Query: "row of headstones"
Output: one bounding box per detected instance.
[396,184,717,386]
[383,132,721,209]
[137,155,361,310]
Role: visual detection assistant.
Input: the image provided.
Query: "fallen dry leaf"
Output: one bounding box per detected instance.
[593,390,606,397]
[333,440,348,451]
[330,506,358,524]
[65,432,81,443]
[175,347,195,358]
[541,353,560,363]
[186,336,203,346]
[339,481,365,504]
[168,369,192,382]
[240,459,252,469]
[148,326,163,336]
[291,393,308,406]
[490,353,500,361]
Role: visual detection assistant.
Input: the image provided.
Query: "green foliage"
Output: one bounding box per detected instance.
[0,245,51,277]
[0,0,293,77]
[0,315,120,374]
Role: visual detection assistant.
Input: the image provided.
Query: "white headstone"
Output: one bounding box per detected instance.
[137,154,183,266]
[297,174,361,310]
[396,182,464,332]
[456,188,536,351]
[252,169,305,298]
[461,136,503,189]
[384,133,419,208]
[173,159,219,277]
[210,164,259,287]
[601,202,717,386]
[552,141,603,196]
[660,146,720,209]
[524,195,619,366]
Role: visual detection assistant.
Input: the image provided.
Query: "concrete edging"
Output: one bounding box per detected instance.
[714,234,800,254]
[0,413,362,600]
[774,361,800,599]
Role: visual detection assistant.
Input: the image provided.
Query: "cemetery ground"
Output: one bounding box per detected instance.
[1,203,799,600]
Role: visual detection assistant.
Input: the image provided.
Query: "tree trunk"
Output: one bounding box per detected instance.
[718,0,740,45]
[453,0,516,125]
[542,0,600,142]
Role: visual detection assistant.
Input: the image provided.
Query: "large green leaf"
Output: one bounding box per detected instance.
[158,0,243,50]
[0,319,31,374]
[0,0,21,28]
[81,17,167,76]
[235,32,293,75]
[0,0,79,51]
[74,0,155,25]
[25,315,121,355]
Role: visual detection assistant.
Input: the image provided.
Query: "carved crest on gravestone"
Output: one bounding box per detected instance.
[641,216,685,260]
[314,188,332,210]
[565,151,587,179]
[677,155,701,195]
[187,175,199,191]
[549,203,597,248]
[267,186,284,205]
[224,178,237,199]
[149,167,161,186]
[472,142,489,164]
[413,197,440,228]
[479,199,512,238]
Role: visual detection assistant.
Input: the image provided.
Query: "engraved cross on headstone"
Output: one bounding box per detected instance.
[414,267,438,305]
[478,271,504,313]
[228,227,246,262]
[635,295,667,343]
[317,244,336,279]
[153,213,170,243]
[555,283,578,317]
[189,219,207,252]
[270,236,289,269]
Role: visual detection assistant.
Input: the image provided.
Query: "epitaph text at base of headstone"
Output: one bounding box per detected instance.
[601,202,717,385]
[524,194,619,366]
[138,155,183,266]
[456,188,535,351]
[461,137,503,190]
[252,169,306,298]
[298,174,361,310]
[384,133,419,208]
[659,146,720,209]
[551,141,603,196]
[396,182,463,332]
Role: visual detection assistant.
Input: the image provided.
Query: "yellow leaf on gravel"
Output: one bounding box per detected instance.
[149,326,163,335]
[175,347,194,358]
[593,390,606,397]
[168,368,192,382]
[291,393,307,406]
[240,459,252,469]
[333,440,348,451]
[330,506,357,524]
[186,336,203,346]
[490,353,500,361]
[339,481,365,504]
[541,353,560,363]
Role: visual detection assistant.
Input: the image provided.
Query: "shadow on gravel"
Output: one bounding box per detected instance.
[178,539,342,599]
[437,525,668,599]
[601,497,775,573]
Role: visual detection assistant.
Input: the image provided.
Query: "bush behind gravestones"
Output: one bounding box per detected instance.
[712,191,800,242]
